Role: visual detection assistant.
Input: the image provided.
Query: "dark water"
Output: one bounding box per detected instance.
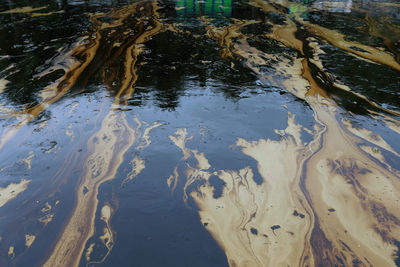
[0,0,400,266]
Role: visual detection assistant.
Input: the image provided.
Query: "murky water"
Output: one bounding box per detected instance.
[0,0,399,266]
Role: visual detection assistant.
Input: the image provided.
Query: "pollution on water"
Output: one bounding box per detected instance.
[0,0,400,266]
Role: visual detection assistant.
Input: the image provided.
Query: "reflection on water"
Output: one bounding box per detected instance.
[0,0,400,266]
[311,0,353,13]
[176,0,232,17]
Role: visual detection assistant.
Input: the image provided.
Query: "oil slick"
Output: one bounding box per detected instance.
[122,156,146,185]
[168,128,193,195]
[25,234,36,248]
[99,205,113,251]
[22,151,34,170]
[85,204,115,265]
[203,18,258,59]
[168,113,319,266]
[42,2,167,266]
[169,109,400,266]
[0,0,399,266]
[0,0,165,150]
[166,0,400,265]
[8,246,15,259]
[0,78,8,94]
[0,179,31,208]
[341,118,400,157]
[0,6,47,14]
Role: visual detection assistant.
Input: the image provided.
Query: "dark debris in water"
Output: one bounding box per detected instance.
[271,225,280,235]
[250,227,258,235]
[293,209,305,218]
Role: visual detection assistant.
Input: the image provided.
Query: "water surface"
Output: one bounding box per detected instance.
[0,0,400,266]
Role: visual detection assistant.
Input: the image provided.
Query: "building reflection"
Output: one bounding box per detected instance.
[311,0,353,13]
[175,0,232,17]
[288,0,354,19]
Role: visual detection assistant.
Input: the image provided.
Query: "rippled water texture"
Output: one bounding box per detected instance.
[0,0,400,266]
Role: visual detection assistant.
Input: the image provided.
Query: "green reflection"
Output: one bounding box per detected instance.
[176,0,232,17]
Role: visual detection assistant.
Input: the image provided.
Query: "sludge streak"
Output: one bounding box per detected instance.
[43,1,165,266]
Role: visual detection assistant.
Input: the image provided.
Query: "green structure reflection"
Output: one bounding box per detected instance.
[176,0,232,17]
[288,0,310,19]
